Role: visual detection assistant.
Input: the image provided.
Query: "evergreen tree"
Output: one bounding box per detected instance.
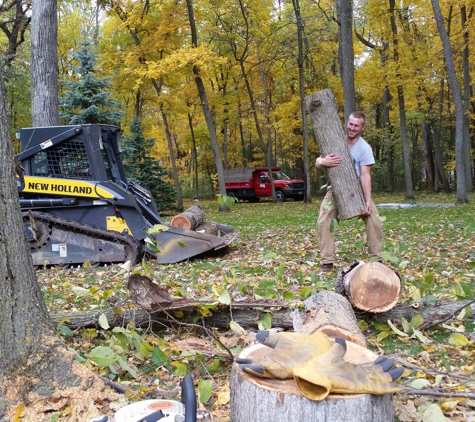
[122,117,176,212]
[59,38,122,125]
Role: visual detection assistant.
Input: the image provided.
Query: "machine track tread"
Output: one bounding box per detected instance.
[23,210,143,267]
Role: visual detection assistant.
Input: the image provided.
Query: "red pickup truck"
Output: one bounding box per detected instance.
[223,167,305,202]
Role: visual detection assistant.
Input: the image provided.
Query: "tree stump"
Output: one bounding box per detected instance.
[293,291,367,347]
[334,261,402,313]
[230,341,394,422]
[304,89,366,220]
[170,205,205,230]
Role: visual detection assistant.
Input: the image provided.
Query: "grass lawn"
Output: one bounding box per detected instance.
[37,192,475,421]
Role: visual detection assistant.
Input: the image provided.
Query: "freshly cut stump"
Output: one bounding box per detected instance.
[230,341,394,422]
[334,261,402,313]
[296,291,367,347]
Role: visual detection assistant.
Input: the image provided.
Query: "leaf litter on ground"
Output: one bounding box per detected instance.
[35,192,475,421]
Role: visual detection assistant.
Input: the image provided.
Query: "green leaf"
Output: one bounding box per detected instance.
[448,333,469,346]
[410,378,431,389]
[376,331,390,341]
[283,291,294,301]
[411,329,432,344]
[424,295,438,305]
[358,320,368,332]
[373,320,389,332]
[178,241,187,248]
[218,290,231,305]
[86,346,117,367]
[173,361,187,376]
[119,260,132,272]
[259,313,272,330]
[151,347,168,366]
[418,403,447,422]
[117,355,138,378]
[299,285,312,299]
[59,325,74,337]
[410,315,424,329]
[330,218,339,232]
[98,313,110,330]
[276,263,285,280]
[263,252,277,259]
[148,224,169,234]
[198,379,212,404]
[387,320,408,337]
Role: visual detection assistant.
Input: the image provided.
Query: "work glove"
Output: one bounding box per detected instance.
[293,338,405,401]
[235,330,332,379]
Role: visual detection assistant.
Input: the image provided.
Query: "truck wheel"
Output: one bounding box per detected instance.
[276,190,285,202]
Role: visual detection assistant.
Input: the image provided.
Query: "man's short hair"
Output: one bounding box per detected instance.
[350,111,366,125]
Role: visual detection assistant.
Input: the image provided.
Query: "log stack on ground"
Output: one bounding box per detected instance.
[304,89,366,220]
[230,291,396,421]
[334,261,402,313]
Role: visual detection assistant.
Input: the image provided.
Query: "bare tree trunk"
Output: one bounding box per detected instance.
[0,62,108,419]
[461,6,473,192]
[434,79,451,192]
[431,0,468,203]
[389,0,414,199]
[421,120,434,190]
[187,112,199,196]
[292,0,312,204]
[337,0,356,124]
[186,0,228,210]
[30,0,59,126]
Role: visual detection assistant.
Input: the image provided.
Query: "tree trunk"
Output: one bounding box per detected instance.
[30,0,59,126]
[337,0,356,125]
[0,61,112,420]
[296,291,367,347]
[305,89,366,220]
[389,0,414,199]
[230,294,394,422]
[186,0,228,209]
[334,261,401,313]
[431,0,468,203]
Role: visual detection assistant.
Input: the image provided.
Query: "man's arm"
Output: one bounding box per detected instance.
[360,165,373,214]
[315,154,342,169]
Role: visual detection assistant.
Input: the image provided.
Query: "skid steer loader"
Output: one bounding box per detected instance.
[15,124,237,268]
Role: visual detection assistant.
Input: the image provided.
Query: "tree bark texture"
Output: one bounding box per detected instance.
[0,63,89,417]
[49,298,475,334]
[30,0,59,126]
[334,261,401,313]
[305,89,366,219]
[230,341,394,421]
[294,291,367,347]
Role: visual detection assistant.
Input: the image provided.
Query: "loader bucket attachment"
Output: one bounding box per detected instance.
[151,224,238,264]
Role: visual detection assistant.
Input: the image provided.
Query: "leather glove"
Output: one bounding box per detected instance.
[293,338,405,401]
[236,330,332,379]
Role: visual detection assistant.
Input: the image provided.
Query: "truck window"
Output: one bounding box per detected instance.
[258,174,270,183]
[272,171,290,180]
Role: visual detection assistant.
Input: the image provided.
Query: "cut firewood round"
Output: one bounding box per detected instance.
[170,205,205,230]
[230,341,394,422]
[335,261,402,313]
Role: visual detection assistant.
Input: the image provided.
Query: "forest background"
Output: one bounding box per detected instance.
[3,0,475,207]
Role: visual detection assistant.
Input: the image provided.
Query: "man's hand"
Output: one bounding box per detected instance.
[315,154,342,169]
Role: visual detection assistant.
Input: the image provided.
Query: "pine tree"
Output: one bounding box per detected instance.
[59,38,122,125]
[122,117,176,212]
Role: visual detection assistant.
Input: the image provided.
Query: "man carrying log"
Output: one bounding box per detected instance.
[315,111,383,272]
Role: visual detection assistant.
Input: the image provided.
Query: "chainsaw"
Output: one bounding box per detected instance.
[92,375,198,422]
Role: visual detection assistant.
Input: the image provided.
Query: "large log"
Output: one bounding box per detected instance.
[304,89,366,220]
[294,291,367,347]
[334,261,402,313]
[49,298,475,332]
[170,204,206,230]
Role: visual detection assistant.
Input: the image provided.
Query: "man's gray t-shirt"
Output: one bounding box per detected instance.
[349,137,375,180]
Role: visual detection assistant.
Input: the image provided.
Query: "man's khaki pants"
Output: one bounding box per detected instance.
[317,189,383,265]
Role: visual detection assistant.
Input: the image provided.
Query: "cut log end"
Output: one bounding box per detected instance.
[169,215,192,230]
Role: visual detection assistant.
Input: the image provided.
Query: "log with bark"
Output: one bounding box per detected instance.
[170,204,205,230]
[304,89,366,220]
[334,261,402,313]
[49,298,475,333]
[293,291,367,347]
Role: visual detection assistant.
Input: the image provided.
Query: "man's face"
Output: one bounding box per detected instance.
[347,116,365,141]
